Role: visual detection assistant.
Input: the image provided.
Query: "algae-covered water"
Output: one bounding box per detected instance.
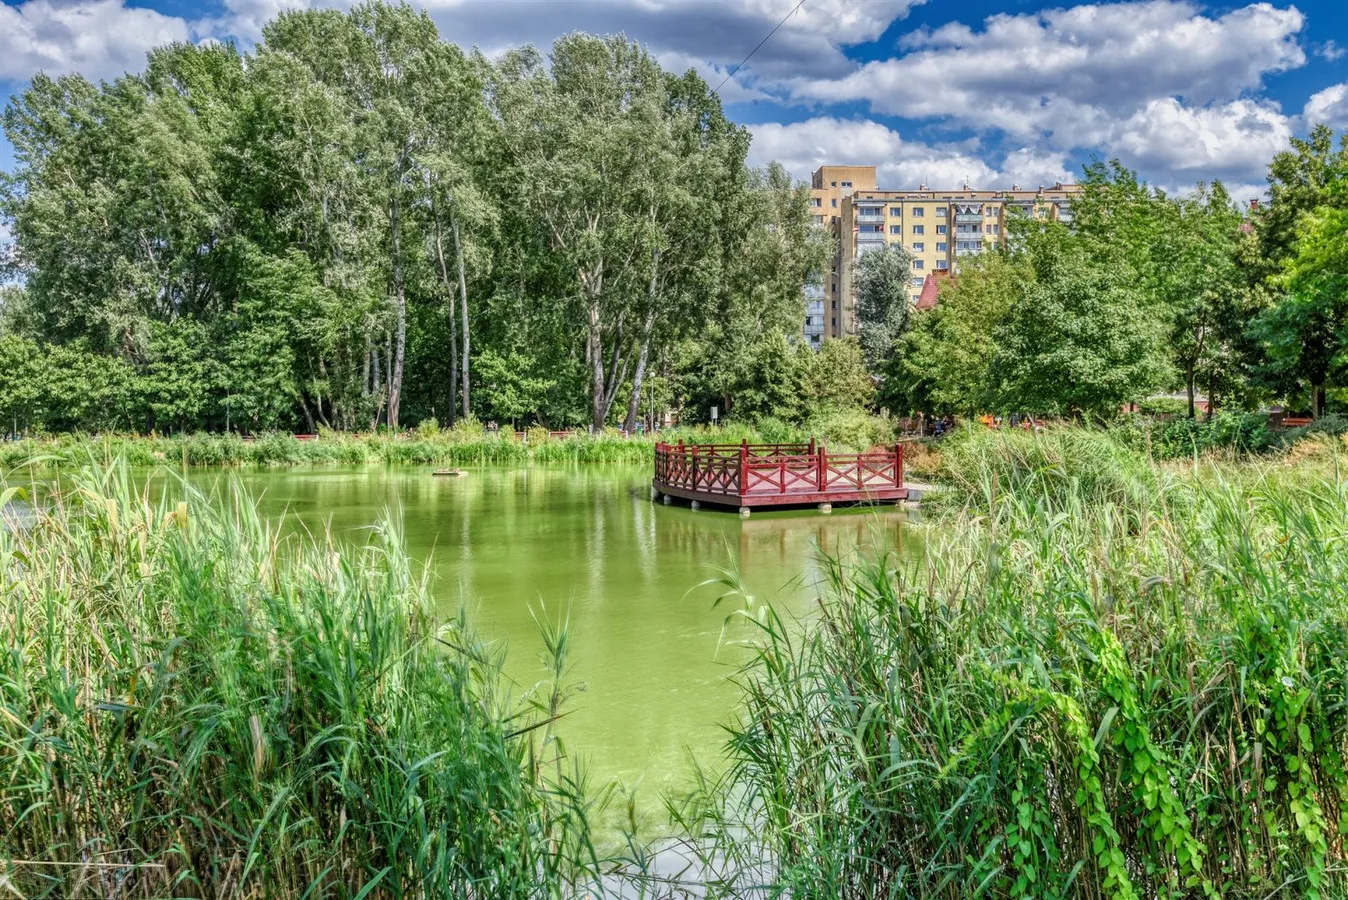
[170,464,921,799]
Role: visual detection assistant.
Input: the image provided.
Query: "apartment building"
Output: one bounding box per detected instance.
[803,167,1082,344]
[804,165,877,349]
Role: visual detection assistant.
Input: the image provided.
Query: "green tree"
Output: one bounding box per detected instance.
[888,251,1024,415]
[992,224,1170,420]
[853,242,915,371]
[1257,186,1348,417]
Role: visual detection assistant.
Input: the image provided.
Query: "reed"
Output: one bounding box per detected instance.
[677,435,1348,898]
[0,463,601,898]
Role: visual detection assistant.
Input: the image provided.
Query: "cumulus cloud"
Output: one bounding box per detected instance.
[0,0,192,81]
[1304,83,1348,129]
[1110,98,1293,177]
[204,0,920,83]
[792,1,1304,141]
[748,117,1077,189]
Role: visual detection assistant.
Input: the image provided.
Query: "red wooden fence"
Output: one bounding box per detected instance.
[654,440,904,499]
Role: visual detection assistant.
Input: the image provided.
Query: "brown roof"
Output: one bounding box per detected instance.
[916,272,953,310]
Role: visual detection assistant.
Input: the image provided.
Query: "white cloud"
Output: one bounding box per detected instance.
[206,0,921,83]
[792,1,1304,145]
[0,0,192,81]
[747,117,1076,189]
[1315,40,1345,62]
[1110,97,1293,177]
[1304,83,1348,129]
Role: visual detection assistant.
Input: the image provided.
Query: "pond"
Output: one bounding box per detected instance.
[167,464,922,808]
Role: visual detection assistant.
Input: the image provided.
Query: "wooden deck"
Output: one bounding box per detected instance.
[652,440,907,512]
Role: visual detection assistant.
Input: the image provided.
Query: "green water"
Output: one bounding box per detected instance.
[171,464,921,799]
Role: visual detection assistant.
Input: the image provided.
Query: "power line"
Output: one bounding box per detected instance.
[714,0,807,95]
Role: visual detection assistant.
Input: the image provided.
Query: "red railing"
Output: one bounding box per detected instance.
[654,440,904,497]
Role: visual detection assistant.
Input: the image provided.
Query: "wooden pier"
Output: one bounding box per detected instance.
[652,439,907,513]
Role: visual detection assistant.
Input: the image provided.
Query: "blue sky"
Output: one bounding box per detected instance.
[1,0,1346,209]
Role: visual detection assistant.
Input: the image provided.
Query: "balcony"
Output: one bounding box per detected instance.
[804,285,825,300]
[954,231,983,241]
[955,245,984,257]
[856,230,886,242]
[954,213,983,224]
[856,213,885,224]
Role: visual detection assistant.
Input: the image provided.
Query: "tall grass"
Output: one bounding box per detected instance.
[0,418,901,471]
[0,463,600,898]
[676,434,1348,898]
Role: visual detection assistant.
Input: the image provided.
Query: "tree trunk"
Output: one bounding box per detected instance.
[452,211,471,420]
[388,192,407,431]
[1312,383,1325,418]
[1186,370,1196,420]
[582,262,606,432]
[370,346,383,431]
[589,297,605,432]
[624,249,661,434]
[430,190,458,425]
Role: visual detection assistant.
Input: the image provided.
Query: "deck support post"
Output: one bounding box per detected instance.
[651,487,660,502]
[690,500,701,511]
[662,494,672,505]
[818,503,832,515]
[738,507,751,518]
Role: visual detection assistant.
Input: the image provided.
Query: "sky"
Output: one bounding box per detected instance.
[0,0,1346,212]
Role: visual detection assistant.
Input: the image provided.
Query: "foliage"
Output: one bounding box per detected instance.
[852,242,914,370]
[991,222,1171,420]
[0,463,598,897]
[887,250,1023,415]
[0,4,824,436]
[678,438,1348,898]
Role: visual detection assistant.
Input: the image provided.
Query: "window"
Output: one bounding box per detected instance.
[913,225,924,235]
[831,198,837,208]
[831,316,838,327]
[889,224,902,234]
[889,207,902,216]
[937,224,947,234]
[987,204,999,213]
[912,242,924,252]
[912,294,921,303]
[912,276,924,287]
[913,259,924,270]
[912,207,925,217]
[937,242,947,253]
[992,224,1001,234]
[936,260,949,270]
[831,181,837,187]
[812,215,824,224]
[985,224,993,233]
[841,181,852,187]
[831,299,838,309]
[810,198,821,207]
[831,283,837,293]
[936,207,947,216]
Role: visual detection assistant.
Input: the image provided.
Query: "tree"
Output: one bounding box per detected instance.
[852,242,914,371]
[888,251,1024,416]
[805,337,874,414]
[992,224,1170,420]
[1257,188,1348,417]
[474,347,554,427]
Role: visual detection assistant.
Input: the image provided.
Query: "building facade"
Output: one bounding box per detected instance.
[802,167,1082,344]
[804,165,878,348]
